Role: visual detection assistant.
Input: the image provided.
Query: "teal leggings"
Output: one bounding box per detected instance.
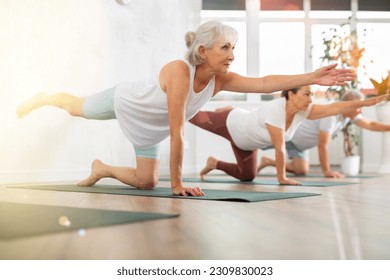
[82,87,116,120]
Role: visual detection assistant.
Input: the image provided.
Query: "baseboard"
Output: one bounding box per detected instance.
[361,163,380,173]
[0,169,90,184]
[1,165,199,184]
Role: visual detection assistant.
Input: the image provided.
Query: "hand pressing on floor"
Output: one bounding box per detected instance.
[172,185,205,196]
[278,178,302,186]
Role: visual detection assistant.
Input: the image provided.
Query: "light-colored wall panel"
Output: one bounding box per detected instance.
[0,0,201,183]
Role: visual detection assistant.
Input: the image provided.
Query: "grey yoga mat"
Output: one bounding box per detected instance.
[257,173,378,179]
[0,201,179,240]
[159,177,357,187]
[7,184,320,203]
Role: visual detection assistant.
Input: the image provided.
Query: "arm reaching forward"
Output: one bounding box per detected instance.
[308,94,390,120]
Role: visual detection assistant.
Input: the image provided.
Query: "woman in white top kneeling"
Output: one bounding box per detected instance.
[190,86,387,185]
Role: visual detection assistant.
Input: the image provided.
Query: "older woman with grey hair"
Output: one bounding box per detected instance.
[17,21,356,196]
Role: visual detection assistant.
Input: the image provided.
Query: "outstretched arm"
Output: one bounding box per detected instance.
[308,94,390,120]
[317,131,345,178]
[355,116,390,131]
[220,63,355,93]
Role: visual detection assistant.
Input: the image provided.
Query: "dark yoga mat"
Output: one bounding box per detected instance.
[8,184,320,203]
[0,201,179,240]
[159,177,357,187]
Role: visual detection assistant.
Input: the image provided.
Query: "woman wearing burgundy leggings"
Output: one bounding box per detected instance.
[190,86,387,185]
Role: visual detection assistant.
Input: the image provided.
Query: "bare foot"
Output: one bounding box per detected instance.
[16,92,47,118]
[257,156,275,173]
[200,156,218,180]
[78,159,106,187]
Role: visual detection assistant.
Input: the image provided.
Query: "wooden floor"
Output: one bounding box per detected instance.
[1,172,390,260]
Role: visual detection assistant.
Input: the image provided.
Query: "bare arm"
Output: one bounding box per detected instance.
[220,63,355,93]
[162,61,204,196]
[355,116,390,131]
[308,94,390,120]
[266,124,301,185]
[317,131,345,178]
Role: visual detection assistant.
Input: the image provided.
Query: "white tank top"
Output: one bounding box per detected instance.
[227,98,313,151]
[114,60,215,149]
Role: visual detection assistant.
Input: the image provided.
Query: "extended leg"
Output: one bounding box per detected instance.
[17,87,116,120]
[17,92,85,118]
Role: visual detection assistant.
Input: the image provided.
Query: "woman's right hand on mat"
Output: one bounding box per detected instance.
[324,170,345,178]
[278,178,301,186]
[172,185,205,196]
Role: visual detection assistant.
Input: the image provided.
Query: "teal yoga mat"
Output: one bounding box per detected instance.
[0,201,179,240]
[258,173,378,179]
[159,177,357,187]
[8,184,320,203]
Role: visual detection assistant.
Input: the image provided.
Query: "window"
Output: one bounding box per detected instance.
[311,24,350,93]
[358,0,390,11]
[357,23,390,87]
[311,0,351,11]
[260,0,303,10]
[202,0,245,10]
[259,22,305,76]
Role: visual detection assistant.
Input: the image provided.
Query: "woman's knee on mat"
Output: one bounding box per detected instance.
[135,173,159,190]
[237,169,257,182]
[238,175,256,182]
[294,165,309,175]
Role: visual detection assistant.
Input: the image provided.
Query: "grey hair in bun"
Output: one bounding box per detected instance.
[185,21,238,66]
[185,31,196,48]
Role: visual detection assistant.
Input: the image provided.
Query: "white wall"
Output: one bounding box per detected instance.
[0,0,201,184]
[360,106,383,172]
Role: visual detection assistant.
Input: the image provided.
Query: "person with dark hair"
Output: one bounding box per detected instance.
[17,21,357,195]
[258,91,390,177]
[190,87,388,185]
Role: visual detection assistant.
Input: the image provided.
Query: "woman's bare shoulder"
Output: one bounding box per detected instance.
[160,60,189,79]
[163,60,189,71]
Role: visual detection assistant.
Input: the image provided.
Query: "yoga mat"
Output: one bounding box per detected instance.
[7,184,320,203]
[0,201,179,240]
[258,173,378,179]
[159,177,357,187]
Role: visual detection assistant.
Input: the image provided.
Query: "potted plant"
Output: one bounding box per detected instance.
[320,20,366,175]
[369,74,390,100]
[340,120,361,175]
[370,74,390,125]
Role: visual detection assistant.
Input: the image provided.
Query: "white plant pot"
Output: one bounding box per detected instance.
[376,103,390,174]
[341,155,360,176]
